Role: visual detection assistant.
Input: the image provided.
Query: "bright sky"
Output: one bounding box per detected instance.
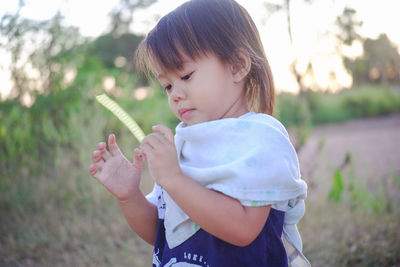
[1,0,399,99]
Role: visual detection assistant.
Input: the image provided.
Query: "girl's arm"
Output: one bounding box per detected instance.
[90,134,158,245]
[163,173,270,247]
[141,126,270,246]
[117,192,158,245]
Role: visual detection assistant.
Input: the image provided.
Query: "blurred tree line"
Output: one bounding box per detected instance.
[0,0,177,179]
[335,7,400,85]
[264,1,400,148]
[1,0,400,176]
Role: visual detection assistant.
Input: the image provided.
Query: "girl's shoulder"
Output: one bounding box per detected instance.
[174,112,290,143]
[242,112,289,139]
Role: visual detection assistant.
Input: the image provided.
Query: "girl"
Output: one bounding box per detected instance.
[89,0,309,266]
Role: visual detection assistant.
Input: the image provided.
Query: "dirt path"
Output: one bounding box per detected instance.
[298,113,400,201]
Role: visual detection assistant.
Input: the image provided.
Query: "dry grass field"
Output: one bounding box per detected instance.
[299,113,400,266]
[1,114,399,266]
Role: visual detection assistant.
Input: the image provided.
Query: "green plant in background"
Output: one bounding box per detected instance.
[328,151,349,204]
[305,90,352,124]
[317,138,325,152]
[275,93,312,128]
[327,152,399,215]
[395,172,400,193]
[275,93,313,150]
[328,169,344,203]
[348,175,390,214]
[340,85,400,117]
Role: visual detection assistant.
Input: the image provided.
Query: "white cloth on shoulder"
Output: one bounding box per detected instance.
[153,112,310,266]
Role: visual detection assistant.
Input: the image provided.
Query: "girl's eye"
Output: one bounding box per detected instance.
[164,84,172,92]
[181,72,194,81]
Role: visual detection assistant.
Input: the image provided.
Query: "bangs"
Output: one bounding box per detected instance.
[136,0,237,76]
[137,3,209,75]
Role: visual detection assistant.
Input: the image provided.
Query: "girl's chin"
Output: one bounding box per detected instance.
[183,118,212,126]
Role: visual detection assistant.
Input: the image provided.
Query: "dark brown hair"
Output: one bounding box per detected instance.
[136,0,275,115]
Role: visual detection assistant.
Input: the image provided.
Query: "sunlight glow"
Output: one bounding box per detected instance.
[133,87,154,101]
[103,76,116,93]
[64,68,77,86]
[0,0,399,98]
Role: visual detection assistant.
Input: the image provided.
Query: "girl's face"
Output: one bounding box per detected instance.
[156,53,249,126]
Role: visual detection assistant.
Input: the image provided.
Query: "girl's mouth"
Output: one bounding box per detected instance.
[179,108,195,120]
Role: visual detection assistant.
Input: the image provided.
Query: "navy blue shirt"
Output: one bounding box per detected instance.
[152,208,288,267]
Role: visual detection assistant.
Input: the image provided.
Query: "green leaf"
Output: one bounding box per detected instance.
[328,169,344,203]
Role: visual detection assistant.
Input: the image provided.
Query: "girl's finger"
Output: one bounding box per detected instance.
[152,125,174,143]
[99,147,112,161]
[92,150,104,163]
[140,142,153,151]
[133,148,144,169]
[108,134,123,157]
[96,142,106,150]
[140,143,155,158]
[95,141,111,161]
[89,164,97,174]
[143,133,165,147]
[89,163,102,175]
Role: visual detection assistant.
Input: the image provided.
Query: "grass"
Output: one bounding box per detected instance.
[300,145,400,267]
[0,102,155,266]
[2,135,399,266]
[1,147,155,266]
[302,199,400,266]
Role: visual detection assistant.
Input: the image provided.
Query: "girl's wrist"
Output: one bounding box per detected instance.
[160,170,187,192]
[116,187,143,204]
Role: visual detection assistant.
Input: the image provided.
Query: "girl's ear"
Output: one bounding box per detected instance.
[231,49,251,83]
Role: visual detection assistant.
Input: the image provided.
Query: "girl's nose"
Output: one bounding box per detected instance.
[171,81,186,102]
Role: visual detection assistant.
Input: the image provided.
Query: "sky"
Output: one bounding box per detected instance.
[1,0,400,99]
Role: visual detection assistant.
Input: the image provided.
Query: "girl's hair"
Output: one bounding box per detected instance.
[136,0,275,115]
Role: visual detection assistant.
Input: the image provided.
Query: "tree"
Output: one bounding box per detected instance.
[334,7,400,85]
[335,7,363,47]
[0,0,156,104]
[0,3,84,102]
[346,34,400,85]
[109,0,157,36]
[264,0,315,96]
[334,6,364,86]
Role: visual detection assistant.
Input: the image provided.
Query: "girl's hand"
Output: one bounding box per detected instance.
[89,134,143,201]
[140,125,182,187]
